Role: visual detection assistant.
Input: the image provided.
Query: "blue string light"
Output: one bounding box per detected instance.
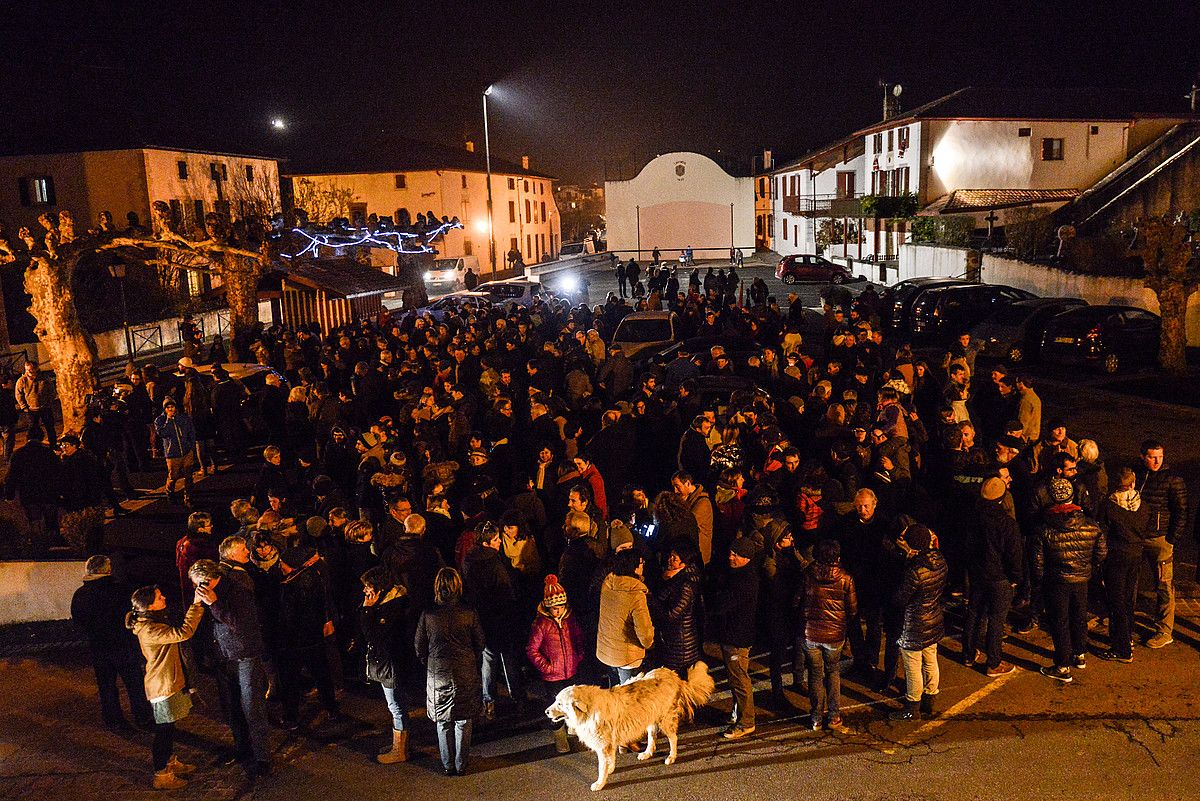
[282,219,463,259]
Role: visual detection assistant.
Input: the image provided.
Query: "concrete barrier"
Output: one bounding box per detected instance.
[0,560,87,625]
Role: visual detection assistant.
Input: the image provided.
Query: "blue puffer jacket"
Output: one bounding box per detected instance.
[155,411,197,459]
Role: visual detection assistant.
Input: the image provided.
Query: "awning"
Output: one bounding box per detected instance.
[919,188,1081,215]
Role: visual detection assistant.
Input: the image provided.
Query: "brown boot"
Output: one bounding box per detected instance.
[377,729,409,764]
[167,755,195,776]
[553,726,570,754]
[152,769,187,790]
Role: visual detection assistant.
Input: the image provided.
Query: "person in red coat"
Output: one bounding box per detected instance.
[526,575,585,753]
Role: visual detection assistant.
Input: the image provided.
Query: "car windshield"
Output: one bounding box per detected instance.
[615,318,672,343]
[988,305,1035,325]
[431,259,461,271]
[481,284,527,299]
[559,243,585,256]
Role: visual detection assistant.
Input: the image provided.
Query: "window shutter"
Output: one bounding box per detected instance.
[45,177,56,206]
[17,178,30,207]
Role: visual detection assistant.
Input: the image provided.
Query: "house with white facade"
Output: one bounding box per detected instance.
[286,137,560,278]
[772,87,1195,278]
[605,152,754,260]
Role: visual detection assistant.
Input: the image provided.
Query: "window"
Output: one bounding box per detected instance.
[873,132,883,151]
[1017,127,1032,137]
[210,163,227,181]
[756,216,763,235]
[899,166,910,193]
[177,160,188,179]
[394,174,407,189]
[526,234,532,254]
[348,202,368,226]
[169,199,183,226]
[898,127,910,151]
[836,171,856,198]
[1042,138,1064,160]
[221,164,228,180]
[524,180,530,192]
[461,174,468,189]
[193,200,205,224]
[508,200,516,222]
[540,233,546,254]
[507,177,516,190]
[887,130,894,152]
[540,201,546,222]
[463,239,473,256]
[245,165,254,182]
[510,237,519,253]
[525,199,531,223]
[1090,125,1100,135]
[18,176,55,206]
[783,220,789,239]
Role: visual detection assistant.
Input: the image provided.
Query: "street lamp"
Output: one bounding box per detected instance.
[107,261,133,361]
[483,84,497,277]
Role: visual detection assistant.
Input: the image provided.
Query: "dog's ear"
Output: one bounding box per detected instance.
[572,700,588,718]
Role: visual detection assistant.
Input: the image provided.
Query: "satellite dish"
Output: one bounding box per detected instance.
[893,84,904,97]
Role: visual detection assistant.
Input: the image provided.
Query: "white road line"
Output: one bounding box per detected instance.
[900,667,1023,745]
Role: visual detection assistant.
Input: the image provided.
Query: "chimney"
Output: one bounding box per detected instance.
[763,149,773,170]
[521,155,530,170]
[465,140,475,153]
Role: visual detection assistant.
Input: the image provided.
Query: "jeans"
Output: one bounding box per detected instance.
[1141,536,1175,638]
[1105,555,1139,658]
[152,721,175,771]
[24,408,57,448]
[721,645,755,728]
[215,656,270,761]
[804,640,843,719]
[482,647,526,704]
[608,665,639,687]
[92,648,153,727]
[436,719,473,772]
[963,579,1013,668]
[1043,581,1088,668]
[381,685,407,732]
[278,644,339,723]
[900,644,939,702]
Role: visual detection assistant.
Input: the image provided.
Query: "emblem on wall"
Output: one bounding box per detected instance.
[675,161,686,179]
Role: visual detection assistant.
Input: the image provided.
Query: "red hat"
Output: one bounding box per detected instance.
[542,574,568,607]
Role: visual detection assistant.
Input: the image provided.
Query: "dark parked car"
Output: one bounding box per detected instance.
[1040,305,1161,373]
[884,277,971,333]
[909,284,1036,340]
[775,254,855,285]
[970,297,1087,363]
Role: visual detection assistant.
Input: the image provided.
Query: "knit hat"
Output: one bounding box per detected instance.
[542,574,568,608]
[306,516,329,539]
[83,554,112,579]
[981,477,1007,501]
[730,536,762,560]
[609,520,634,552]
[1049,477,1074,503]
[389,451,407,468]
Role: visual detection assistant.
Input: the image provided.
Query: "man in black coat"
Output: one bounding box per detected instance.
[837,488,890,679]
[963,479,1023,676]
[57,434,110,554]
[676,415,714,491]
[715,536,762,740]
[462,524,525,716]
[1135,439,1187,648]
[5,431,62,550]
[71,556,153,731]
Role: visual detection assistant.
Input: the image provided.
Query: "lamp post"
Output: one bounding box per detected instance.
[483,84,497,278]
[107,262,133,361]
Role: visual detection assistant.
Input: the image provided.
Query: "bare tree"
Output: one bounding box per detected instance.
[1134,215,1199,376]
[292,177,356,224]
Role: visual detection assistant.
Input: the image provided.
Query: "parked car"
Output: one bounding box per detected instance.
[970,297,1087,363]
[424,256,479,292]
[611,310,680,361]
[654,334,763,366]
[398,292,492,323]
[690,375,770,417]
[775,254,856,285]
[909,284,1036,340]
[884,277,972,333]
[1040,305,1161,373]
[476,279,562,309]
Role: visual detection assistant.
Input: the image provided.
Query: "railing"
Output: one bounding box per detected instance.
[131,325,163,355]
[781,193,864,217]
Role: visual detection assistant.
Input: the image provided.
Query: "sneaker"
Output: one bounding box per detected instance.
[827,715,843,729]
[1146,634,1174,649]
[1073,654,1087,670]
[808,714,822,731]
[483,700,496,721]
[1040,665,1073,683]
[986,661,1017,677]
[722,724,755,740]
[1097,650,1134,664]
[1014,620,1036,635]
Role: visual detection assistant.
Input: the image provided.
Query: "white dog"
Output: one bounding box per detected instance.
[545,662,715,791]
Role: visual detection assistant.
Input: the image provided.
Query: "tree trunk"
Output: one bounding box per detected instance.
[396,254,429,310]
[217,251,264,362]
[24,254,97,433]
[1156,282,1189,376]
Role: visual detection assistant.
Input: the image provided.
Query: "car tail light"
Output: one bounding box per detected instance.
[1086,324,1102,340]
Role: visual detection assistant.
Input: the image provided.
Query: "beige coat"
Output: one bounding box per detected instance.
[126,603,204,701]
[595,574,654,668]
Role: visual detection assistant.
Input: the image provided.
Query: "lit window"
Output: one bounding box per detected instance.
[19,176,55,206]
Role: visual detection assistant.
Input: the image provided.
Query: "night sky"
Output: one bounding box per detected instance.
[1,1,1197,183]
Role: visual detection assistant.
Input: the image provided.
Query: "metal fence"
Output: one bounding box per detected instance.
[131,324,163,355]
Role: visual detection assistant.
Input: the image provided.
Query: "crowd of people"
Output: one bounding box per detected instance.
[38,271,1191,789]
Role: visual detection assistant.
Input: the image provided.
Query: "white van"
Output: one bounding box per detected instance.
[424,256,480,291]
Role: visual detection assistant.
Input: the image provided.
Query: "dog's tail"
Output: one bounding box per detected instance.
[679,661,716,719]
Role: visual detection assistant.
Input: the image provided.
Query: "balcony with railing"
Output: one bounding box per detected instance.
[781,192,864,217]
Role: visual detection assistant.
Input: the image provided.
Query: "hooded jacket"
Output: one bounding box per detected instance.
[894,548,948,651]
[526,605,585,682]
[595,573,655,668]
[801,561,858,645]
[1101,491,1151,562]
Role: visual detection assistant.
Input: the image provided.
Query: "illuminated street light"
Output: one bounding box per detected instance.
[270,117,286,130]
[483,84,496,277]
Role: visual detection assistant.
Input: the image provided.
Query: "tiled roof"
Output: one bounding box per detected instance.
[921,188,1081,215]
[284,257,409,298]
[897,87,1194,123]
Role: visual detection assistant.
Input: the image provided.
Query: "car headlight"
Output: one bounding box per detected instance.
[424,271,433,281]
[559,275,579,293]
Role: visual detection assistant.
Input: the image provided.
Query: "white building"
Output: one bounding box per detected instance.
[286,138,560,277]
[605,152,754,260]
[772,87,1195,276]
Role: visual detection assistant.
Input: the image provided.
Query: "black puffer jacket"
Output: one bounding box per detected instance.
[651,562,702,670]
[800,562,858,645]
[1135,465,1188,542]
[894,549,947,651]
[1032,507,1107,584]
[713,561,760,648]
[361,588,407,689]
[966,500,1023,584]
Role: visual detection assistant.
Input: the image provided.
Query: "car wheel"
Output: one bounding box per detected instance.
[1103,353,1120,374]
[832,273,846,285]
[1007,345,1024,364]
[782,274,797,285]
